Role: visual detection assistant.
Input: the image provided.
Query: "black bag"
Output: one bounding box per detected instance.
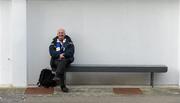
[37,69,57,88]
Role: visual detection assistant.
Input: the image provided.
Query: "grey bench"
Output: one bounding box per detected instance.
[65,65,168,87]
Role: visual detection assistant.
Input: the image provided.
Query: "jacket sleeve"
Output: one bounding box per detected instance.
[64,42,75,58]
[63,36,75,58]
[49,42,59,59]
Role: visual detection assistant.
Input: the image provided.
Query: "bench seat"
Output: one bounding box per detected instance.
[65,65,168,87]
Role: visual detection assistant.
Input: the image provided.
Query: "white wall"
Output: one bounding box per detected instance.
[0,0,2,84]
[178,0,180,86]
[0,0,27,87]
[0,0,12,85]
[11,0,27,87]
[27,0,179,85]
[0,0,179,87]
[23,0,176,85]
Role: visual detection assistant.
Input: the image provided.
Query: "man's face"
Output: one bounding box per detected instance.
[57,29,65,41]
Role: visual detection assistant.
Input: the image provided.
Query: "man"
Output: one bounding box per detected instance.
[49,28,74,92]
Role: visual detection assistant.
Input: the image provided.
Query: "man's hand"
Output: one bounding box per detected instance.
[59,54,65,60]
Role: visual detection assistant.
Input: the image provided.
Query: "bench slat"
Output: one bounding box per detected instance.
[67,65,168,72]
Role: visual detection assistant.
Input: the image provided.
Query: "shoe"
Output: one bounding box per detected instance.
[61,86,69,93]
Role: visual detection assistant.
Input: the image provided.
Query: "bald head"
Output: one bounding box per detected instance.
[57,28,65,41]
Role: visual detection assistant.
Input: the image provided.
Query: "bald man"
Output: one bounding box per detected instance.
[49,28,74,92]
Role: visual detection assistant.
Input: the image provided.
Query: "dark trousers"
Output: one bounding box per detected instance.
[53,59,70,86]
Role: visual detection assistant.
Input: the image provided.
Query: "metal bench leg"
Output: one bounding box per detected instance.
[150,72,154,88]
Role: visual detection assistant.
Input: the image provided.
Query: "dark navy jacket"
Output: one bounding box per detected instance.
[49,35,75,68]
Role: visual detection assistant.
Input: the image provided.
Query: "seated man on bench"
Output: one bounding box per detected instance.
[49,28,75,92]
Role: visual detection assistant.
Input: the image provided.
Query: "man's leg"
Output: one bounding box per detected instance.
[56,60,66,76]
[55,59,69,92]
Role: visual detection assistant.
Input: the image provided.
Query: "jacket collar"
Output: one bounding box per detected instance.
[53,36,66,43]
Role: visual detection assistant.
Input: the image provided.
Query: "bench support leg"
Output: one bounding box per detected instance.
[150,72,154,88]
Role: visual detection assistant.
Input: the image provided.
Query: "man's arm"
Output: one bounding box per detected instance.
[63,35,75,58]
[63,43,75,58]
[49,42,60,59]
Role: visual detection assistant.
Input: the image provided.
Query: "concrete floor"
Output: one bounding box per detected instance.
[0,85,180,103]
